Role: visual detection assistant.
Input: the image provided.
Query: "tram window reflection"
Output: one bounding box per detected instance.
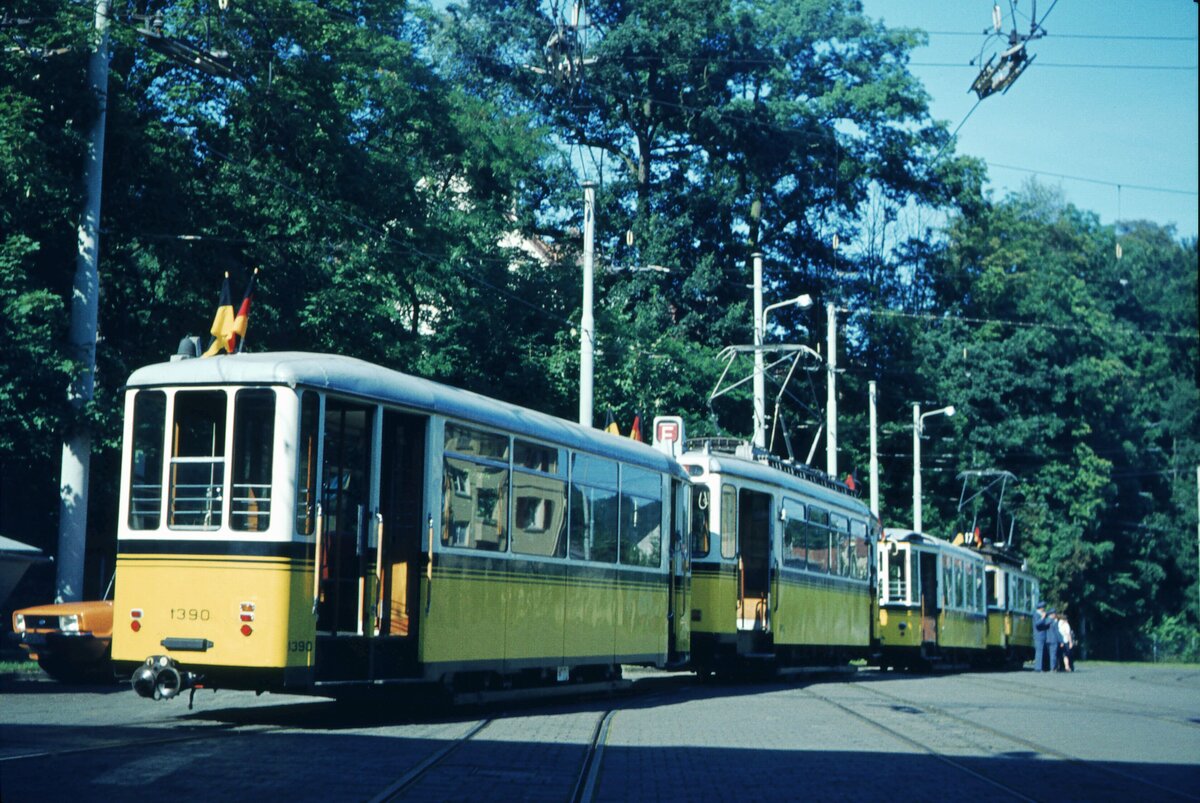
[442,456,508,551]
[512,473,567,558]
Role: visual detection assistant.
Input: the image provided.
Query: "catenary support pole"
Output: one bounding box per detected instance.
[56,0,110,602]
[912,403,922,533]
[826,303,837,478]
[752,253,765,449]
[579,182,595,428]
[869,380,879,518]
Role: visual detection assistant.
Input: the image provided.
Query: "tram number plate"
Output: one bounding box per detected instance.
[288,641,314,653]
[169,608,211,621]
[556,666,569,682]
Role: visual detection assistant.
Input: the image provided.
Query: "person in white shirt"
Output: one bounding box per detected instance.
[1056,613,1075,672]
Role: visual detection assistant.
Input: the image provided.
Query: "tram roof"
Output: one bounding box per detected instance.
[883,528,986,561]
[680,450,871,516]
[127,352,687,477]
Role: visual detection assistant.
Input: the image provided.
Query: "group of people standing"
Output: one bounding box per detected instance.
[1033,602,1076,672]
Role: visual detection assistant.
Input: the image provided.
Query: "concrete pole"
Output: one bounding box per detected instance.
[826,302,837,478]
[579,182,596,428]
[869,381,879,518]
[56,0,110,602]
[752,253,765,449]
[913,403,922,533]
[1196,466,1199,626]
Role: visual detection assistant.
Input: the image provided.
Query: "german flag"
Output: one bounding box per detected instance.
[228,268,257,353]
[604,409,620,436]
[629,412,643,443]
[201,273,235,357]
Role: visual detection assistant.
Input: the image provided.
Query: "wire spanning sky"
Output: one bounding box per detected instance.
[861,0,1199,240]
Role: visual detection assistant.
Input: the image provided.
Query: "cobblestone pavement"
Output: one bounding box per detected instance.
[2,663,1197,802]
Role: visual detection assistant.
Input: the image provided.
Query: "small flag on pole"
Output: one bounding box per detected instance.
[604,409,620,436]
[629,412,643,443]
[201,273,235,357]
[229,268,258,353]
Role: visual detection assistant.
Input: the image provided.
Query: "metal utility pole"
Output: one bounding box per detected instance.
[825,303,837,478]
[56,0,110,602]
[869,380,879,518]
[752,253,766,449]
[578,182,596,428]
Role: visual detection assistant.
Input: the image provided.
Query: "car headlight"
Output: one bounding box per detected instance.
[59,614,80,633]
[13,614,25,634]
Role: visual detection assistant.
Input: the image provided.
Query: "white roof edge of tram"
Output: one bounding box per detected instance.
[126,351,687,477]
[882,528,986,561]
[680,450,872,515]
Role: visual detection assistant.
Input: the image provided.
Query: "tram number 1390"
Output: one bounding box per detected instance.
[169,608,210,621]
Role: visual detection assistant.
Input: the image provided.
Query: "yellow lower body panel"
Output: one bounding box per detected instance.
[775,576,870,646]
[112,554,314,670]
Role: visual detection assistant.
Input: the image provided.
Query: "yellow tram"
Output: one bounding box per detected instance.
[111,352,692,700]
[982,547,1039,667]
[670,436,878,674]
[874,529,989,669]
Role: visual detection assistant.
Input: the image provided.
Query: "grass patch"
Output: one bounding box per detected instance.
[0,658,42,675]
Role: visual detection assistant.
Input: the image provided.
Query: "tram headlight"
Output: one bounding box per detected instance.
[58,614,80,633]
[13,614,25,633]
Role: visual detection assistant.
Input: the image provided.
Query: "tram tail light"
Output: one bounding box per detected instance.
[130,608,143,632]
[240,624,253,637]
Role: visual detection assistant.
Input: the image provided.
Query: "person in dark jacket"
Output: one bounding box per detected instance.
[1033,602,1051,672]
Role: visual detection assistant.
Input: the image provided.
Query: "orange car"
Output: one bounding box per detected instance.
[11,596,114,683]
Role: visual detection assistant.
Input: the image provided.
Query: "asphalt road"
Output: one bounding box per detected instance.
[2,663,1197,802]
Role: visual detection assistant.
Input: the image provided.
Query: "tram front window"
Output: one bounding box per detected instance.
[169,391,226,529]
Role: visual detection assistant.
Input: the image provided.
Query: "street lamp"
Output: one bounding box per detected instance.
[913,403,956,532]
[752,252,813,449]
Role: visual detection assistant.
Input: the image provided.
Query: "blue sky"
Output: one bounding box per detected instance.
[860,0,1199,240]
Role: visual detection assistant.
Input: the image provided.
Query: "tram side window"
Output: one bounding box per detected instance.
[782,499,806,570]
[851,521,870,581]
[512,439,565,559]
[569,453,618,563]
[691,487,711,558]
[720,485,737,559]
[830,515,851,577]
[128,390,166,530]
[231,389,274,532]
[620,466,662,568]
[295,392,319,536]
[805,507,830,573]
[169,390,226,529]
[987,570,1000,608]
[443,456,508,551]
[953,560,965,608]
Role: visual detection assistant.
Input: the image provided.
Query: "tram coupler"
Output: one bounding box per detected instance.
[131,655,200,701]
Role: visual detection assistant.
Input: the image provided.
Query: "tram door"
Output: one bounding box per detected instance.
[317,399,375,637]
[918,550,939,643]
[373,410,427,676]
[737,488,773,632]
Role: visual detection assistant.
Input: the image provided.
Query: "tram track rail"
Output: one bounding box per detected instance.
[841,679,1199,801]
[367,707,617,803]
[799,685,1038,801]
[953,672,1200,730]
[0,722,277,764]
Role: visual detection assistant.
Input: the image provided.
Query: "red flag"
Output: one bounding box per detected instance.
[844,473,857,491]
[228,268,258,353]
[201,273,235,357]
[629,413,642,443]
